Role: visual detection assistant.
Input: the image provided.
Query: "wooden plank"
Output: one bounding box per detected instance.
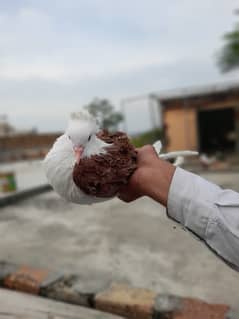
[0,288,124,319]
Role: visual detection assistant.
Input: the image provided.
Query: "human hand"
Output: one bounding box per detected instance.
[118,145,176,206]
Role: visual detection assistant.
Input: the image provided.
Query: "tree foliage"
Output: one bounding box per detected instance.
[218,16,239,72]
[84,98,123,131]
[131,128,162,147]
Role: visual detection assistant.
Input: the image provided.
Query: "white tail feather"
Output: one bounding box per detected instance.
[153,140,198,166]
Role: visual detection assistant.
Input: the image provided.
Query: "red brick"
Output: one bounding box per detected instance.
[95,283,157,319]
[0,261,18,284]
[173,298,230,319]
[4,265,54,294]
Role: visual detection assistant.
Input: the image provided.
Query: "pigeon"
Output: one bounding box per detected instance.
[43,111,137,204]
[44,110,198,205]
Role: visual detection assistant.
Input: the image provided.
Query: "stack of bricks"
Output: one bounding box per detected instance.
[0,261,235,319]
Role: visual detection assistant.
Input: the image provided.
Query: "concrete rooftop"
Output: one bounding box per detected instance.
[0,171,239,312]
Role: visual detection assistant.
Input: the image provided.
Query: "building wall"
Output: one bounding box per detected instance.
[197,99,239,112]
[162,92,239,152]
[0,122,15,137]
[164,107,197,151]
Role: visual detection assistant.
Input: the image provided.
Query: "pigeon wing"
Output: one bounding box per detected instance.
[43,134,110,205]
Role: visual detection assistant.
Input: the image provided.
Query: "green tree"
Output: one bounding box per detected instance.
[131,128,162,147]
[218,13,239,72]
[84,98,123,131]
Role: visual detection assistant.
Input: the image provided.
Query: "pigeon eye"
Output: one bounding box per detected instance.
[88,135,92,141]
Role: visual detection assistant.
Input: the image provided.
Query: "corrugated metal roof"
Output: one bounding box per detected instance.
[154,81,239,102]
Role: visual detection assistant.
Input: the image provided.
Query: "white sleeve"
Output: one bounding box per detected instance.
[167,167,239,270]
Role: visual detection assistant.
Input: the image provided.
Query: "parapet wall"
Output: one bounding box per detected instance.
[0,133,61,162]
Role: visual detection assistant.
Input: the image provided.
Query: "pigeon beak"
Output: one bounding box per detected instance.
[74,146,84,164]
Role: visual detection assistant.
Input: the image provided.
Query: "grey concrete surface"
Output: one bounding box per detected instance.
[0,172,239,312]
[0,288,124,319]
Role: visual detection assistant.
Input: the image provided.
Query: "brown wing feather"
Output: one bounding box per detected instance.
[73,130,137,197]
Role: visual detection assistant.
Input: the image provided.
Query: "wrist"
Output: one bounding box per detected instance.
[143,159,176,206]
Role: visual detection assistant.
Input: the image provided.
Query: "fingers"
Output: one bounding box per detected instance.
[118,145,156,203]
[118,191,141,203]
[136,145,158,166]
[140,144,155,153]
[117,182,141,203]
[117,193,131,203]
[140,145,158,157]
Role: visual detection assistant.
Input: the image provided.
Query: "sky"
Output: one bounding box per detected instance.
[0,0,239,133]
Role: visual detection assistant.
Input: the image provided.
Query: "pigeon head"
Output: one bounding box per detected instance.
[66,111,99,162]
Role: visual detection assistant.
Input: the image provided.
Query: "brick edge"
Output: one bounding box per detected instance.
[0,261,235,319]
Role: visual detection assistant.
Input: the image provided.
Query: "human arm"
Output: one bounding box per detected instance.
[118,145,176,206]
[119,145,239,271]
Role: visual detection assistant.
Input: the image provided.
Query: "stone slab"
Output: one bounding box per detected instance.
[41,274,111,307]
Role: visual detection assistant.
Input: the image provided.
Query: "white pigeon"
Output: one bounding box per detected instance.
[44,110,198,205]
[43,111,112,205]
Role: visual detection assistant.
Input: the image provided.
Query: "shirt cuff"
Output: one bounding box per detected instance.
[167,167,221,239]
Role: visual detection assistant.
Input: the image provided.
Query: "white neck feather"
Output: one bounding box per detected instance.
[82,134,111,158]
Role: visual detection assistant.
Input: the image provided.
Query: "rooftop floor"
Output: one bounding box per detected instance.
[0,171,239,313]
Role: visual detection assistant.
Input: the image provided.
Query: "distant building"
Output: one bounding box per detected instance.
[0,117,61,163]
[156,82,239,154]
[0,116,16,137]
[0,133,61,163]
